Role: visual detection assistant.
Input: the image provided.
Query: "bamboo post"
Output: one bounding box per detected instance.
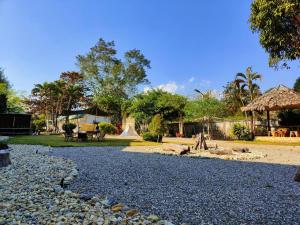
[267,110,271,136]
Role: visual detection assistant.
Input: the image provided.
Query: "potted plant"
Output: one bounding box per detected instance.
[0,136,11,167]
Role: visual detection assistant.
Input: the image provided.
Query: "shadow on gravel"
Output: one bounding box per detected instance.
[50,147,300,225]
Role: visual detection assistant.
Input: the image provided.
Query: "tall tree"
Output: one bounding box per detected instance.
[250,0,300,67]
[26,71,86,131]
[0,68,10,113]
[234,67,262,103]
[294,77,300,92]
[77,38,151,124]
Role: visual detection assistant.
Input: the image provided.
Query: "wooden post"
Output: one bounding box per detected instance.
[250,111,254,140]
[267,110,271,136]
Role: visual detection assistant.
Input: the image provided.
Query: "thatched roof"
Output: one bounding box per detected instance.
[242,85,300,112]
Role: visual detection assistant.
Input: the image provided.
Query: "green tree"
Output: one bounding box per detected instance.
[77,38,151,124]
[129,89,187,130]
[184,97,227,121]
[0,68,9,113]
[250,0,300,67]
[234,67,262,103]
[26,71,86,131]
[294,77,300,92]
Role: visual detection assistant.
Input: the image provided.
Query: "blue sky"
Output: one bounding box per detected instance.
[0,0,299,96]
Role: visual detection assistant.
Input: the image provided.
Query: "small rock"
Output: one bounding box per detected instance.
[125,209,139,217]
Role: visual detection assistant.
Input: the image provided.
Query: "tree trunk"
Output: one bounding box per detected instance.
[178,113,184,137]
[0,150,11,167]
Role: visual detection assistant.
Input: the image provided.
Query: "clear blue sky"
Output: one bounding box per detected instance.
[0,0,299,96]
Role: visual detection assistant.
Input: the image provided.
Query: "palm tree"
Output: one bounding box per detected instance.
[234,67,262,138]
[234,67,262,103]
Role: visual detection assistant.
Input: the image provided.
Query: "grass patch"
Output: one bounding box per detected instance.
[232,140,300,146]
[8,135,160,147]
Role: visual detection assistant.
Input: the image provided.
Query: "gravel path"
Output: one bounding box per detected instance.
[51,147,300,225]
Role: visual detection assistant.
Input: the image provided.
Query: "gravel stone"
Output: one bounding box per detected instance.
[51,146,300,225]
[1,145,170,225]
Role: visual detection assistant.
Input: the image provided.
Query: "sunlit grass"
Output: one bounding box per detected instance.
[8,135,160,147]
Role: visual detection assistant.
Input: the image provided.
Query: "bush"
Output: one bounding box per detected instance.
[231,123,252,140]
[148,114,165,135]
[98,122,116,135]
[142,132,163,142]
[0,141,8,150]
[255,126,268,136]
[62,123,77,134]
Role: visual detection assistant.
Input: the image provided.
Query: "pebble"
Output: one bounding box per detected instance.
[0,145,173,225]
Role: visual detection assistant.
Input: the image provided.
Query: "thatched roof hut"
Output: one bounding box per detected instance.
[242,85,300,112]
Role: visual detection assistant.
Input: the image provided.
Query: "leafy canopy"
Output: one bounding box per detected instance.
[129,89,187,125]
[250,0,300,67]
[77,38,151,123]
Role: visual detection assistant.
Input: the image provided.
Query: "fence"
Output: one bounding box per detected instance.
[0,114,31,135]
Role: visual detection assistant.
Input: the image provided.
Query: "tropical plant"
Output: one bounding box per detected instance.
[98,122,116,135]
[142,114,164,142]
[142,132,163,142]
[32,114,46,132]
[234,67,262,103]
[26,71,86,131]
[249,0,300,68]
[231,123,252,140]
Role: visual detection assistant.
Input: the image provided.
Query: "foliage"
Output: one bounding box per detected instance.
[234,67,262,103]
[184,97,227,121]
[223,67,262,116]
[142,115,165,142]
[231,123,252,140]
[142,132,162,142]
[32,114,46,132]
[62,123,77,134]
[148,114,165,135]
[98,122,116,135]
[0,141,8,150]
[277,77,300,125]
[255,126,268,136]
[26,71,86,131]
[77,38,151,123]
[278,109,300,126]
[249,0,300,67]
[129,89,187,129]
[0,68,9,113]
[294,77,300,92]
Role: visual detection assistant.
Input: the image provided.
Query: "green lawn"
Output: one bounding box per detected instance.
[8,135,160,147]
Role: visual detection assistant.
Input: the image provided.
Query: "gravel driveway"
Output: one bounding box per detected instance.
[51,147,300,225]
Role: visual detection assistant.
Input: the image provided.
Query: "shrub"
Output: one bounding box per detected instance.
[255,126,268,136]
[142,132,163,142]
[231,123,252,140]
[62,123,77,134]
[98,122,116,135]
[0,141,8,150]
[148,114,165,135]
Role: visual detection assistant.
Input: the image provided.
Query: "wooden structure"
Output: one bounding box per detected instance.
[0,113,31,135]
[193,133,208,150]
[242,85,300,181]
[242,85,300,136]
